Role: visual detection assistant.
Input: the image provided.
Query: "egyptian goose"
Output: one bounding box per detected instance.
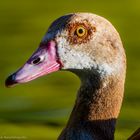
[6,13,127,140]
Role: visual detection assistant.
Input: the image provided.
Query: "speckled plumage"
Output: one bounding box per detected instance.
[42,13,125,77]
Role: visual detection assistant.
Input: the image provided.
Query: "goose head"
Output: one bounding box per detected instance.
[5,13,126,88]
[5,13,127,140]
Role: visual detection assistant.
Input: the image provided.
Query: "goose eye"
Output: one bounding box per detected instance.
[31,56,44,65]
[75,26,87,37]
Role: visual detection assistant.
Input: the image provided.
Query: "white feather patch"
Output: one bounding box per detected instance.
[56,36,114,77]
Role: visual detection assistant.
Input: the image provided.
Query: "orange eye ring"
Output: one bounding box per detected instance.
[75,26,87,37]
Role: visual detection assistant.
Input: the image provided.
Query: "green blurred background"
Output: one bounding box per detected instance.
[0,0,140,139]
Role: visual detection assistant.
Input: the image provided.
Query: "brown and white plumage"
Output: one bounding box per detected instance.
[6,13,127,140]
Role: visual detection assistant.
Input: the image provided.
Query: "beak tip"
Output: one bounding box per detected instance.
[5,74,18,88]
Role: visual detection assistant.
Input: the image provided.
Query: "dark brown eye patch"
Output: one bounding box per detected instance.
[67,21,96,45]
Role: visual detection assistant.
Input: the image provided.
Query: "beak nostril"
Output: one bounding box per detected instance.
[32,57,42,65]
[31,55,45,65]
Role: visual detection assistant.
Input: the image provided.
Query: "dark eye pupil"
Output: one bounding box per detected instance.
[78,29,83,34]
[32,57,41,65]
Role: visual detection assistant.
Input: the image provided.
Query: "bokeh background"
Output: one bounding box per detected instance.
[0,0,140,139]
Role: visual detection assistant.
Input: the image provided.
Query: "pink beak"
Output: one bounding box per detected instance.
[5,40,62,87]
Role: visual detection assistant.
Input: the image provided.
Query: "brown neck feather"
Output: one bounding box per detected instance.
[58,71,125,140]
